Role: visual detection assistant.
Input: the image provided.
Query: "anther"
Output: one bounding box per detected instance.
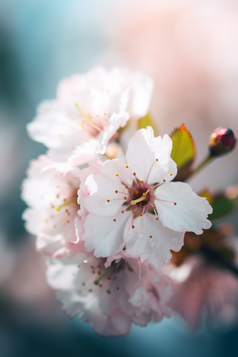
[88,289,92,292]
[132,225,135,229]
[140,213,143,216]
[115,190,118,193]
[156,217,159,220]
[62,222,66,226]
[104,113,106,115]
[108,277,111,280]
[163,179,166,182]
[133,172,136,176]
[153,206,156,210]
[125,185,128,188]
[107,290,111,294]
[156,158,158,161]
[170,173,173,176]
[142,192,147,197]
[174,202,177,205]
[113,219,116,222]
[78,265,81,268]
[113,277,117,280]
[107,199,110,203]
[141,180,144,184]
[133,209,136,213]
[115,174,119,177]
[125,165,128,168]
[135,190,139,195]
[124,196,127,200]
[99,284,102,287]
[150,235,153,238]
[116,287,120,290]
[121,210,124,213]
[62,231,66,235]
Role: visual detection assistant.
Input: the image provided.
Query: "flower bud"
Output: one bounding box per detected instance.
[209,127,236,157]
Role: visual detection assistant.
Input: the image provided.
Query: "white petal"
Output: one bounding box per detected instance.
[83,159,132,216]
[154,182,212,234]
[124,215,184,268]
[125,128,177,183]
[82,212,131,258]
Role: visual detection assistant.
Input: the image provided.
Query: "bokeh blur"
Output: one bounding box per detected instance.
[0,0,238,356]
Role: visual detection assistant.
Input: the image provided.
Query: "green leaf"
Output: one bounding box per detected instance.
[210,193,238,221]
[137,112,159,136]
[170,123,196,181]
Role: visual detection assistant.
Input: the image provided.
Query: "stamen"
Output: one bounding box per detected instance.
[132,211,135,229]
[146,158,159,184]
[55,197,77,211]
[146,212,152,239]
[115,174,132,188]
[116,191,128,195]
[155,198,177,205]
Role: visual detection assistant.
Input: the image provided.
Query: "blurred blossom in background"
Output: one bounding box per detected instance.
[0,0,238,356]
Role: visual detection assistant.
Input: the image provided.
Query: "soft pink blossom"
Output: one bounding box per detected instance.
[169,239,238,327]
[21,155,80,257]
[46,242,172,336]
[79,127,212,268]
[27,67,153,165]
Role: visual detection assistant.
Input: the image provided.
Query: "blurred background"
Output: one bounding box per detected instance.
[0,0,238,356]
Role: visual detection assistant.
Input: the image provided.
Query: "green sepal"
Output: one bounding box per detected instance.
[170,123,196,181]
[137,112,159,136]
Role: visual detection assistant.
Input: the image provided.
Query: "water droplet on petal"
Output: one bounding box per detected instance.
[137,233,143,239]
[151,241,160,249]
[166,253,172,260]
[83,260,88,263]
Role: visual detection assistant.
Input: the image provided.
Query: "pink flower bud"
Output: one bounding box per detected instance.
[209,127,236,156]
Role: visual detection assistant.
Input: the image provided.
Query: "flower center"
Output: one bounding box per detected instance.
[130,186,151,206]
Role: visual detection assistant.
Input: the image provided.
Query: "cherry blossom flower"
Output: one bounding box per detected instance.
[21,155,80,257]
[167,226,238,327]
[27,67,153,165]
[46,242,173,336]
[79,127,212,268]
[169,251,238,328]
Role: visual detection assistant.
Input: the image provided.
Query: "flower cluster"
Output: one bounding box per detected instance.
[22,66,215,336]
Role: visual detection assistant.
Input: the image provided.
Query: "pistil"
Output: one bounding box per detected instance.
[131,194,147,205]
[55,196,77,211]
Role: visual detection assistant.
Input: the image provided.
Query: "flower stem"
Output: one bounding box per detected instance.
[186,154,213,181]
